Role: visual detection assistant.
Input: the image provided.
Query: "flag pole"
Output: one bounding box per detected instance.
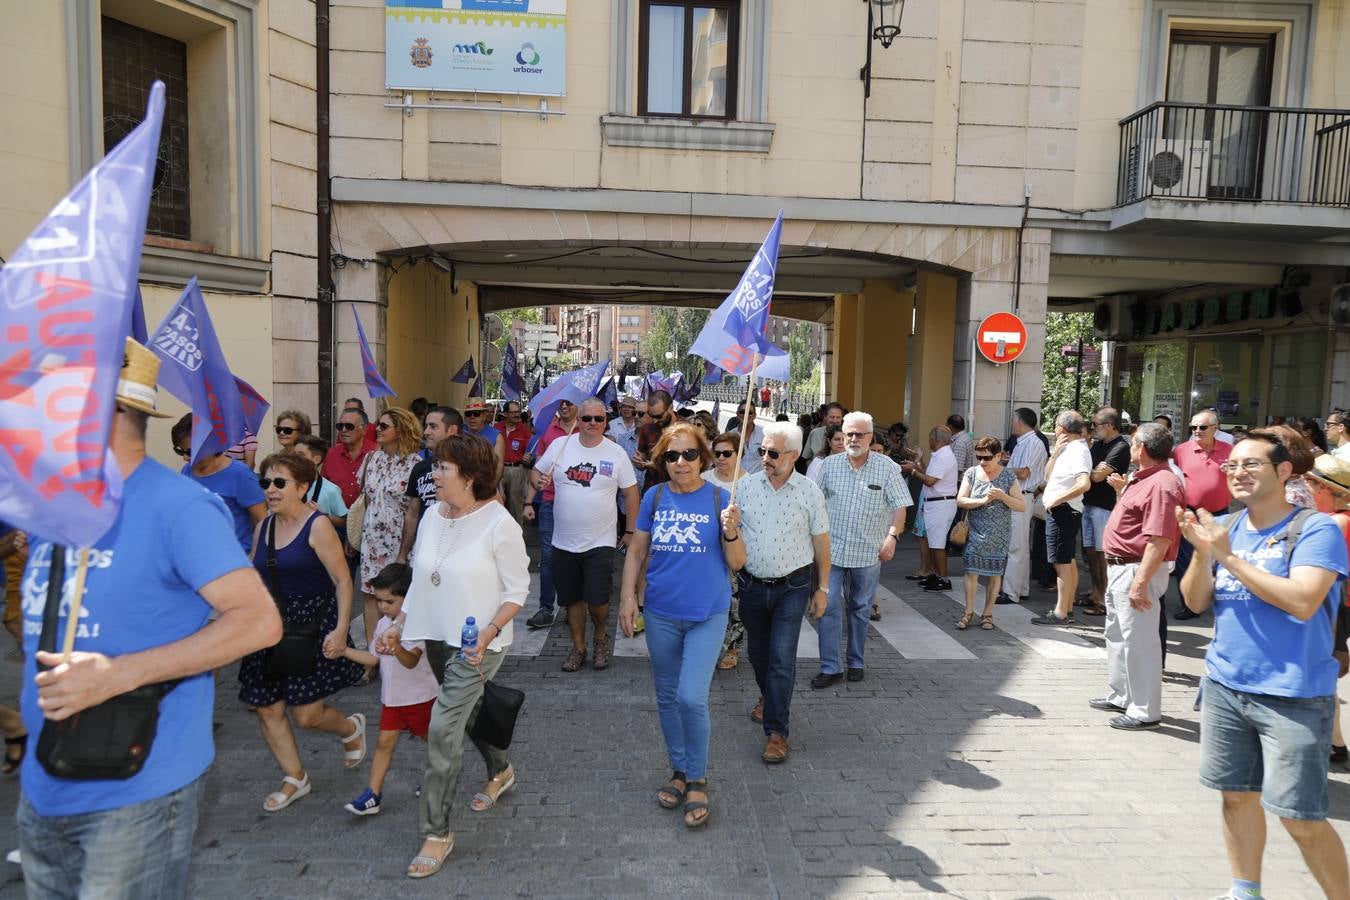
[59,548,92,663]
[729,353,761,509]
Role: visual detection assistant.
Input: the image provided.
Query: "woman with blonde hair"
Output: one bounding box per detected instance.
[357,407,422,646]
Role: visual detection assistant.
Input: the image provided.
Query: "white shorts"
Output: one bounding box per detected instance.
[922,499,958,549]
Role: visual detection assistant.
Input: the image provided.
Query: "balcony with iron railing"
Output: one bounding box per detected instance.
[1112,101,1350,236]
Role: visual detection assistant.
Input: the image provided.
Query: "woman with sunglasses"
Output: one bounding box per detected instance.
[274,410,313,452]
[704,432,748,669]
[619,423,745,829]
[954,436,1025,630]
[357,408,423,650]
[171,413,267,554]
[238,452,366,812]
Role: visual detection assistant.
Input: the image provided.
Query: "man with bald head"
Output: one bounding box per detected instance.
[1171,408,1233,621]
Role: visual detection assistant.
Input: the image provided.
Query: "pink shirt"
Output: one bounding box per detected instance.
[1172,439,1232,513]
[372,616,439,708]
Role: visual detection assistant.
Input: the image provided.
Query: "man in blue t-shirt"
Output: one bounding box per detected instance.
[17,343,280,898]
[1179,432,1350,900]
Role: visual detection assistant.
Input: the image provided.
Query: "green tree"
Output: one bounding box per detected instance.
[787,322,815,386]
[642,307,710,385]
[1040,311,1102,423]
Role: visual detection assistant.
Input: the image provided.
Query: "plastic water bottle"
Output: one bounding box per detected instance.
[460,616,478,661]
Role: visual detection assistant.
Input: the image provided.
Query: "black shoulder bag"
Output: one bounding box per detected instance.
[36,547,178,781]
[263,516,322,679]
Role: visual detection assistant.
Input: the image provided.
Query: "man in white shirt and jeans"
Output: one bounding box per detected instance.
[533,398,639,672]
[1032,410,1094,626]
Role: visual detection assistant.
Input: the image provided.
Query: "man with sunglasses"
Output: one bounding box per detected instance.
[533,398,639,672]
[323,408,376,508]
[1179,434,1349,899]
[1172,409,1233,621]
[495,401,533,525]
[1328,409,1350,460]
[635,390,675,488]
[735,422,831,764]
[461,399,505,482]
[812,412,911,685]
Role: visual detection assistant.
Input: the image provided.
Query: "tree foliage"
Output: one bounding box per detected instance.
[642,307,711,384]
[1040,311,1102,423]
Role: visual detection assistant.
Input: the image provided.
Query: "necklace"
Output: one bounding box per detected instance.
[429,500,485,586]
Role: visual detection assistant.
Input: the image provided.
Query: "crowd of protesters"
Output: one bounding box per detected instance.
[6,347,1350,898]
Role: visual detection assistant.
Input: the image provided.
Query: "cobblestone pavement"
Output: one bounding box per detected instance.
[0,534,1347,899]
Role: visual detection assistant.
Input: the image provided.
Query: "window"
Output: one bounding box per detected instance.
[102,17,192,241]
[1268,332,1328,419]
[639,1,738,118]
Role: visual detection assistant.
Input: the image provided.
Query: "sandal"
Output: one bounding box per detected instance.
[342,713,367,768]
[263,773,311,812]
[956,612,974,631]
[2,735,25,775]
[870,604,881,622]
[407,834,453,879]
[1082,604,1108,616]
[656,770,687,809]
[717,648,738,670]
[683,782,710,828]
[592,635,611,671]
[469,766,516,812]
[980,614,995,630]
[561,647,587,672]
[1074,592,1093,607]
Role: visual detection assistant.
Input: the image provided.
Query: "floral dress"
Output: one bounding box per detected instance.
[962,466,1017,577]
[358,450,418,592]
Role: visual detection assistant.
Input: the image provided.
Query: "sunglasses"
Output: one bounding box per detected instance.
[1190,424,1213,432]
[713,449,735,459]
[258,477,293,490]
[662,448,700,463]
[579,415,606,423]
[275,426,296,436]
[756,447,784,460]
[376,422,392,431]
[465,410,486,417]
[335,422,358,431]
[844,431,870,440]
[975,454,995,461]
[173,446,191,458]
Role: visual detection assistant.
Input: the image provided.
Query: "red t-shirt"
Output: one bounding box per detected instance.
[1103,463,1185,561]
[496,421,533,464]
[1172,439,1232,513]
[323,438,377,507]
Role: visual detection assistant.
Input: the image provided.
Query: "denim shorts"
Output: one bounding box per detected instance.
[1080,504,1112,551]
[1198,676,1334,820]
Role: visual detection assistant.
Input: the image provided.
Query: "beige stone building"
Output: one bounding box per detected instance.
[3,0,1347,468]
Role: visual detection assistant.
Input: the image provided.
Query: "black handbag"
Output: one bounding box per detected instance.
[35,547,176,781]
[469,675,524,750]
[262,516,321,679]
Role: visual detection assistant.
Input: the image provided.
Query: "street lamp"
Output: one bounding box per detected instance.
[861,0,905,97]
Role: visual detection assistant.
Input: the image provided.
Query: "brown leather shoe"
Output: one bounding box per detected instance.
[761,734,788,764]
[750,697,764,724]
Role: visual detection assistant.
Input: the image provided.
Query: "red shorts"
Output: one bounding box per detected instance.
[379,698,435,738]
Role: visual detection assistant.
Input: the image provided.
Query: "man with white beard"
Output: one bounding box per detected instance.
[812,412,913,685]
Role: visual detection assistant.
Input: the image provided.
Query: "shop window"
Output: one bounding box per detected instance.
[639,1,738,118]
[1268,331,1328,420]
[1118,343,1188,426]
[1189,338,1262,429]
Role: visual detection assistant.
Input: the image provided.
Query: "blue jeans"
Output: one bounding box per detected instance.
[818,564,881,674]
[737,569,811,738]
[537,499,556,611]
[18,776,203,900]
[644,611,725,781]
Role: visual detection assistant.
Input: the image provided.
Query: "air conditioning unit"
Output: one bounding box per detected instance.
[1093,297,1136,341]
[1123,139,1211,201]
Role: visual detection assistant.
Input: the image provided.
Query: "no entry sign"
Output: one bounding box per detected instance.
[975,312,1028,364]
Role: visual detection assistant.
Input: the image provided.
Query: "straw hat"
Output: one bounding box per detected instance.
[1307,453,1350,494]
[116,339,173,418]
[463,397,492,413]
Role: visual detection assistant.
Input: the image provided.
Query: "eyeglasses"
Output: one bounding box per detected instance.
[1190,424,1213,432]
[435,463,458,476]
[756,447,784,460]
[843,432,870,440]
[975,454,995,461]
[1330,420,1346,428]
[258,477,292,490]
[662,448,700,463]
[579,415,606,423]
[335,422,358,432]
[1219,459,1271,474]
[275,426,296,436]
[173,446,191,458]
[375,422,392,431]
[713,449,735,459]
[464,410,485,417]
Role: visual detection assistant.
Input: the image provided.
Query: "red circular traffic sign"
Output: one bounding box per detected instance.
[975,312,1028,364]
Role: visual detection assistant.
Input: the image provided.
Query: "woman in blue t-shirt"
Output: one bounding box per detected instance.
[619,423,746,829]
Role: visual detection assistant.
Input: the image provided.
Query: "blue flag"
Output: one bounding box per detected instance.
[599,375,618,409]
[0,82,165,546]
[450,357,476,384]
[131,286,149,343]
[151,278,248,463]
[529,373,543,400]
[468,373,483,400]
[233,375,270,439]
[690,292,791,378]
[530,359,609,431]
[711,398,721,425]
[722,212,782,353]
[501,343,526,401]
[702,360,723,384]
[350,307,395,400]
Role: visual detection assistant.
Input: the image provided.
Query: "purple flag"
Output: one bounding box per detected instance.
[711,398,721,425]
[722,212,782,353]
[233,376,270,438]
[0,82,165,546]
[530,359,609,431]
[468,373,483,400]
[131,286,149,343]
[501,343,526,401]
[702,359,723,384]
[450,357,476,384]
[350,307,395,400]
[599,375,618,409]
[151,278,249,463]
[690,291,791,379]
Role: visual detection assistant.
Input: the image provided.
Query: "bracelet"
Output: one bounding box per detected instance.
[816,586,828,592]
[721,531,740,542]
[886,531,898,539]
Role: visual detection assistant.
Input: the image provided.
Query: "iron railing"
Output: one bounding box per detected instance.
[1116,101,1350,207]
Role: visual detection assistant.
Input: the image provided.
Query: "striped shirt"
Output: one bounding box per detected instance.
[736,470,830,578]
[817,452,913,568]
[1008,431,1049,494]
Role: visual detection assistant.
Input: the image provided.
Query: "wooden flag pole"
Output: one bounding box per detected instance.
[59,548,91,663]
[728,353,762,509]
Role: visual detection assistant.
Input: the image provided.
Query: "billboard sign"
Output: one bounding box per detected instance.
[385,0,566,96]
